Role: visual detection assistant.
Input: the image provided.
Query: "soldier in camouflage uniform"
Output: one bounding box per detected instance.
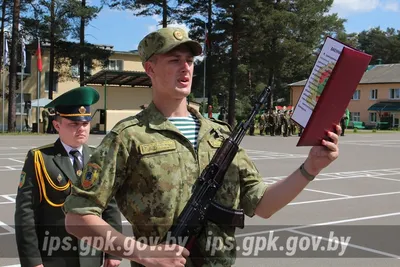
[63,27,342,267]
[282,110,289,137]
[258,111,267,135]
[289,110,296,135]
[14,87,122,267]
[275,110,282,135]
[268,109,277,136]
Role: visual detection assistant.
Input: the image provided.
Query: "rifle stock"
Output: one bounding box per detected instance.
[163,86,272,249]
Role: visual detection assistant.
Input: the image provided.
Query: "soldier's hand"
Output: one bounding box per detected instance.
[137,243,189,267]
[305,124,341,175]
[33,265,44,267]
[104,259,121,267]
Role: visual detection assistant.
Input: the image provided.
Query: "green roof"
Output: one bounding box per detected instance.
[83,70,151,87]
[368,101,400,112]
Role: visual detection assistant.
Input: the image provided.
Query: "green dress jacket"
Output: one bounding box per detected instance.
[15,138,122,267]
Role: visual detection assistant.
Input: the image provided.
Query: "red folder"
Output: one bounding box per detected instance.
[295,46,372,146]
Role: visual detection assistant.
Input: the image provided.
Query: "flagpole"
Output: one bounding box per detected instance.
[37,73,40,133]
[36,38,41,134]
[1,66,4,133]
[20,26,26,133]
[2,33,6,133]
[20,54,24,133]
[202,22,207,115]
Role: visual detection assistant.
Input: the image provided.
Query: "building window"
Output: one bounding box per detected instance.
[352,90,360,100]
[15,93,31,115]
[370,89,378,100]
[45,72,59,93]
[389,88,400,99]
[71,60,92,78]
[369,112,377,123]
[17,51,31,74]
[106,59,123,71]
[350,112,360,121]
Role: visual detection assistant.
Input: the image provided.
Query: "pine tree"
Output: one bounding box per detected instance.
[105,0,172,27]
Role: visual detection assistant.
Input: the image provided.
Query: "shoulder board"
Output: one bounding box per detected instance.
[209,118,233,132]
[32,143,54,152]
[111,116,140,134]
[88,145,97,154]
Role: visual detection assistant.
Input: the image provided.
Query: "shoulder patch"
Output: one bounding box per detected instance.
[88,145,97,151]
[208,140,223,148]
[111,116,140,134]
[81,162,101,190]
[209,118,233,132]
[18,171,26,188]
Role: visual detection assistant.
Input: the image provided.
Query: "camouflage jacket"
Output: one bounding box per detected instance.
[63,102,268,267]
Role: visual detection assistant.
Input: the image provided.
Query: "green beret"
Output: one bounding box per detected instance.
[138,27,202,63]
[45,86,99,122]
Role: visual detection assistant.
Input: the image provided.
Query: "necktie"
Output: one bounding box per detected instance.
[69,150,83,176]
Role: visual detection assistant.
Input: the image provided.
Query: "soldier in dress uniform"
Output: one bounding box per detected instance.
[14,87,122,267]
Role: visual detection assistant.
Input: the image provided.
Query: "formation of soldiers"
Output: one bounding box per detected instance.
[249,108,301,137]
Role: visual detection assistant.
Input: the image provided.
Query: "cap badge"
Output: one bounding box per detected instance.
[79,106,86,114]
[173,30,183,40]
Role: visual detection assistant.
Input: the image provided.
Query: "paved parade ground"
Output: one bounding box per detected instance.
[0,131,400,266]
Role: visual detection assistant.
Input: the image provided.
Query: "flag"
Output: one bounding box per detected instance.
[19,24,26,68]
[21,38,26,69]
[36,39,42,72]
[203,25,209,56]
[22,41,26,68]
[3,36,9,67]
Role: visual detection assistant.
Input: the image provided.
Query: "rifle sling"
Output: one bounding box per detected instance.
[206,201,245,229]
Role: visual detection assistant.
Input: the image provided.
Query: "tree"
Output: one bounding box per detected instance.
[0,0,11,71]
[8,0,20,132]
[22,0,109,92]
[174,0,214,107]
[105,0,171,27]
[357,27,400,64]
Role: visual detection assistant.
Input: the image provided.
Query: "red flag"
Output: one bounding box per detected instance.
[36,40,42,72]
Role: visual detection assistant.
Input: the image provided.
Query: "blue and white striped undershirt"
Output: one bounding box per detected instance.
[168,114,200,149]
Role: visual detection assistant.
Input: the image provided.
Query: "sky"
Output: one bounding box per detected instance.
[85,0,400,52]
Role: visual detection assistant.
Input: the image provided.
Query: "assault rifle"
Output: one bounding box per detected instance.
[163,86,272,253]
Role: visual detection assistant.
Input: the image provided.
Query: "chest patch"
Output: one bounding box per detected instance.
[139,140,176,155]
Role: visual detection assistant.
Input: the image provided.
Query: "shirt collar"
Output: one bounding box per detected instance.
[60,140,83,156]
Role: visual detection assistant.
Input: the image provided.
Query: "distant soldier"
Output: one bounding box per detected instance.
[218,107,228,122]
[340,112,348,136]
[259,111,267,135]
[266,109,276,136]
[41,108,50,134]
[276,110,283,136]
[249,117,255,135]
[288,110,296,135]
[282,110,289,137]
